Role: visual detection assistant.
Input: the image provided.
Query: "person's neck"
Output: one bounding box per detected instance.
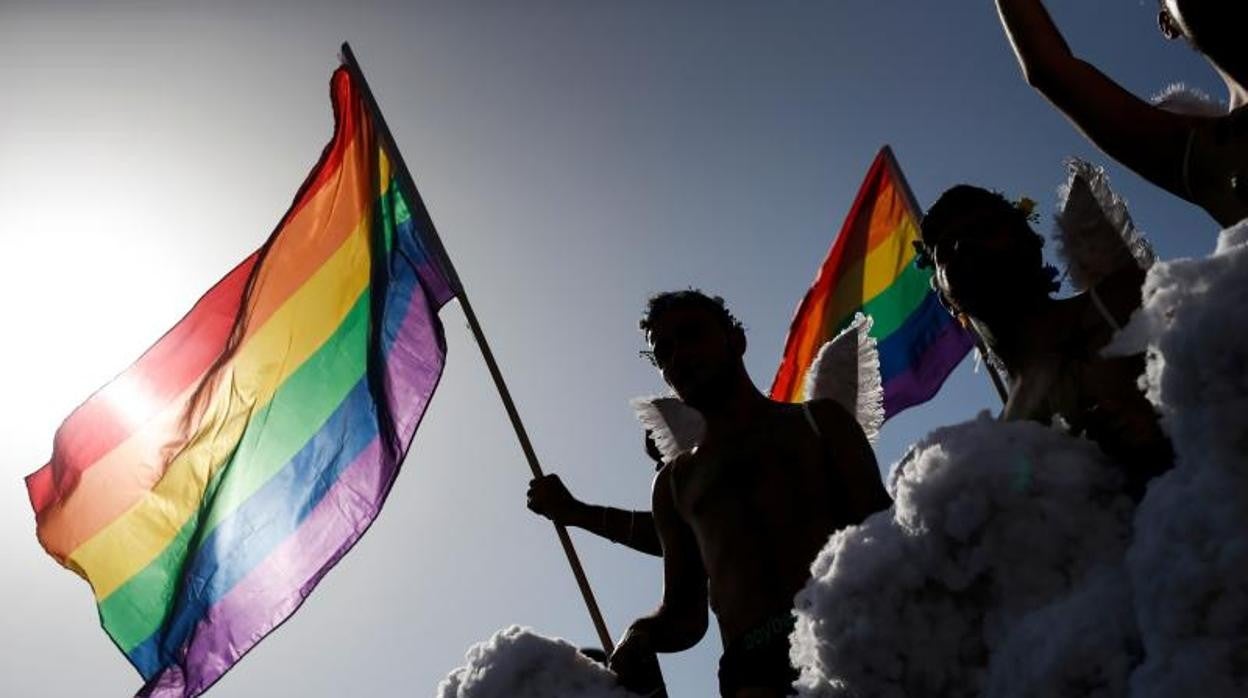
[970,296,1053,373]
[698,376,771,435]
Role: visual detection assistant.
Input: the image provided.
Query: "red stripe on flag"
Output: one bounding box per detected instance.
[771,147,901,400]
[26,254,257,516]
[26,69,363,517]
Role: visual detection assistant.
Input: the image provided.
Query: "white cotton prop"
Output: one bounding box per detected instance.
[802,313,884,444]
[793,221,1248,697]
[1105,221,1248,697]
[437,626,641,698]
[1054,158,1155,292]
[630,396,704,463]
[1151,82,1226,118]
[790,416,1136,698]
[984,567,1140,698]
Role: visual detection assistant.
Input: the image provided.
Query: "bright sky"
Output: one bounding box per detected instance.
[0,2,1226,696]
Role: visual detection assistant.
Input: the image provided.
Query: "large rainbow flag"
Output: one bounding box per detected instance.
[771,146,972,417]
[25,59,459,696]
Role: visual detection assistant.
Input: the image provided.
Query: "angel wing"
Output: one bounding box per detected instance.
[630,395,705,464]
[802,313,883,443]
[631,314,884,463]
[1054,158,1155,292]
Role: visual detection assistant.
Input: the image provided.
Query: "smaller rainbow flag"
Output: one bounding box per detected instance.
[26,57,458,696]
[771,146,972,417]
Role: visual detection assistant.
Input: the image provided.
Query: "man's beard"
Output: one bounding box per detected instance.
[676,362,737,412]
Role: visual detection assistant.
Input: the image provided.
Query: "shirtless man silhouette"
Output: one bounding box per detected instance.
[608,290,891,698]
[917,185,1173,495]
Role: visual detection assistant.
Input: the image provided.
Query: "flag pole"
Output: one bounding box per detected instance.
[339,42,617,655]
[881,145,1009,406]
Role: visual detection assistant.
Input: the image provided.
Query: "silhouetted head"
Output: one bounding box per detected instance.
[1159,1,1248,90]
[640,290,746,409]
[918,185,1059,322]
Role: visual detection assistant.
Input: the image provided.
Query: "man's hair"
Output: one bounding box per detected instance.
[919,185,1031,248]
[639,289,744,335]
[918,184,1060,295]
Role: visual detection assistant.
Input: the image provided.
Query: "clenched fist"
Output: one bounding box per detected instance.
[525,474,584,526]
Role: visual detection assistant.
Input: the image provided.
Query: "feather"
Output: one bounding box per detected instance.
[630,395,704,463]
[1151,82,1226,118]
[1054,158,1155,292]
[802,313,884,443]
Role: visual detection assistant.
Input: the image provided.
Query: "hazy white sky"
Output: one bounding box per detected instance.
[0,1,1226,696]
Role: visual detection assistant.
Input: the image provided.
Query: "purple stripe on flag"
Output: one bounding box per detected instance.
[384,264,448,438]
[143,436,392,696]
[140,288,447,697]
[882,321,974,417]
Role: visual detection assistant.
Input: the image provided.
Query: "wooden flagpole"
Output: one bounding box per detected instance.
[339,42,617,655]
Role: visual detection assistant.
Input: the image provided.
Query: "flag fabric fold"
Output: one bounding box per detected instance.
[770,146,973,418]
[26,63,457,697]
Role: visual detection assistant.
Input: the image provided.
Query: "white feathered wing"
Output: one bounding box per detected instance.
[1054,158,1156,291]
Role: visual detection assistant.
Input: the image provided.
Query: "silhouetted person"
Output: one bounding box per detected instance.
[917,185,1173,496]
[609,290,890,698]
[995,0,1248,227]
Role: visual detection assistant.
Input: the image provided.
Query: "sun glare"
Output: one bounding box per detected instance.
[1,135,201,474]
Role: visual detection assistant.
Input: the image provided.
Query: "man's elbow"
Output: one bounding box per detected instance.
[670,614,708,651]
[1020,57,1088,106]
[1020,60,1060,93]
[653,603,708,652]
[869,489,893,517]
[849,494,890,525]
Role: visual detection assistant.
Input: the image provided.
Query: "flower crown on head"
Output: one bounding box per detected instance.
[912,195,1039,270]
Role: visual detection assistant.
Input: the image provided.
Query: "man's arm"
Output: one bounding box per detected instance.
[526,474,662,556]
[809,399,892,521]
[610,462,708,683]
[995,0,1198,199]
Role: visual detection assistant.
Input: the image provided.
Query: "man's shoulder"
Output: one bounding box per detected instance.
[1049,270,1144,356]
[759,397,838,430]
[653,450,701,520]
[656,450,696,491]
[800,398,860,437]
[666,447,701,470]
[1068,265,1146,326]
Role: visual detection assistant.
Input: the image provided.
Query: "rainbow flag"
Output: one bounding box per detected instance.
[25,61,459,696]
[771,146,972,417]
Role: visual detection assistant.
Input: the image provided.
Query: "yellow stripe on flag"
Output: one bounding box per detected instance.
[69,216,376,599]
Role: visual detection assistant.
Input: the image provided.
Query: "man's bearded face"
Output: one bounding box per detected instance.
[645,305,739,410]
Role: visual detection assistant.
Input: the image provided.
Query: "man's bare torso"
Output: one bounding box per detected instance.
[664,400,864,644]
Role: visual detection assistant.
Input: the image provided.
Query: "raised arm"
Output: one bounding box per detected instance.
[609,463,708,686]
[995,0,1198,198]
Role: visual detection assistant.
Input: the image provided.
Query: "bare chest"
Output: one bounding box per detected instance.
[1002,296,1139,425]
[672,423,827,527]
